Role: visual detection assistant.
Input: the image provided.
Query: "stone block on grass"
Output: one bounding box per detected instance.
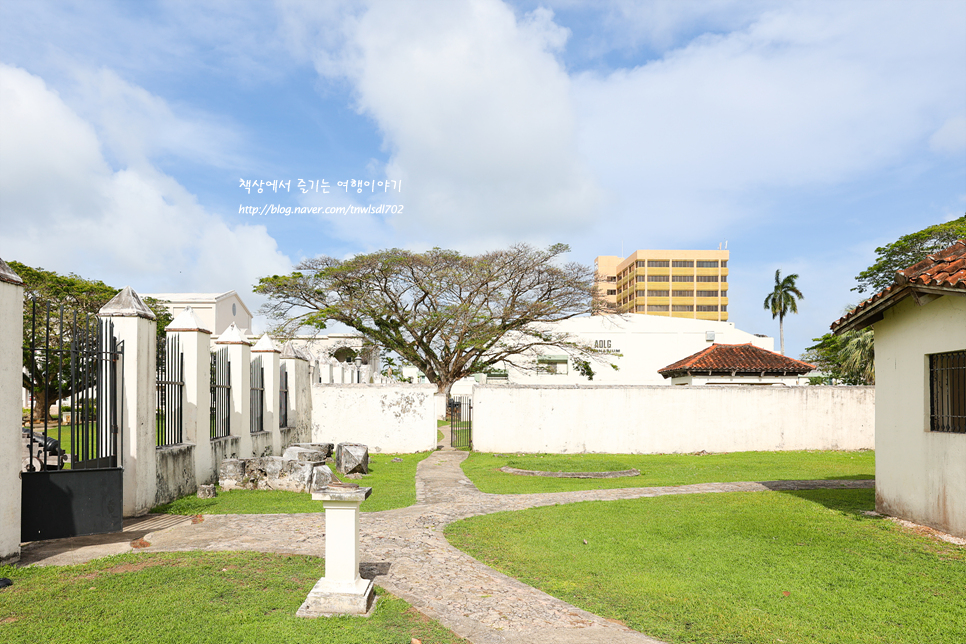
[335,443,369,475]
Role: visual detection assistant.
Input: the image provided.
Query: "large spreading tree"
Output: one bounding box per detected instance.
[254,243,611,394]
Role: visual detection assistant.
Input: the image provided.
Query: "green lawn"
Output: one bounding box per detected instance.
[446,488,965,644]
[462,450,875,493]
[0,551,466,644]
[152,452,432,515]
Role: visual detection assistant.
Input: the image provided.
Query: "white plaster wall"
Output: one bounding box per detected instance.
[311,384,437,453]
[473,384,874,454]
[505,314,775,386]
[873,294,966,536]
[0,278,23,563]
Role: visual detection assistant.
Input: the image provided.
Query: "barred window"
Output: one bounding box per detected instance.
[696,260,719,268]
[696,275,719,282]
[696,290,719,297]
[930,351,965,433]
[637,275,647,282]
[672,260,694,268]
[721,305,727,312]
[606,276,616,282]
[606,289,616,296]
[672,305,694,312]
[721,260,728,268]
[647,290,669,297]
[648,260,670,267]
[647,305,669,312]
[721,274,727,282]
[696,305,719,312]
[636,290,646,298]
[647,275,669,282]
[635,305,646,312]
[672,290,694,297]
[672,275,694,282]
[721,290,728,297]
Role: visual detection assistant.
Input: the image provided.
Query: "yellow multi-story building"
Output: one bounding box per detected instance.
[595,249,730,321]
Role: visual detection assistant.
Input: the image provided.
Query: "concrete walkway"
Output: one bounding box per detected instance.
[20,450,873,644]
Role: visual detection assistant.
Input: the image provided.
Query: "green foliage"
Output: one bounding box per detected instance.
[152,452,433,515]
[802,329,874,385]
[853,215,966,294]
[255,244,611,393]
[446,489,966,644]
[571,357,594,380]
[0,551,466,644]
[462,450,874,494]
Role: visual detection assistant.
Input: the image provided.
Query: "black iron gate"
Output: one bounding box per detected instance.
[447,394,472,450]
[21,300,123,541]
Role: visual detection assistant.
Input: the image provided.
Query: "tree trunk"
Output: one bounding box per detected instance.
[779,316,785,356]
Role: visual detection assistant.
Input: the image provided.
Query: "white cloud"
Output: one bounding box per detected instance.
[930,116,966,155]
[279,0,603,248]
[0,63,291,302]
[570,1,966,241]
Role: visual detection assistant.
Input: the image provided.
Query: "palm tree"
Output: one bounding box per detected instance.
[841,328,875,384]
[763,269,804,355]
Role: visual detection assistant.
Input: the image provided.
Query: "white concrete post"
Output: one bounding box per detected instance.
[215,323,252,459]
[166,307,213,484]
[281,343,300,431]
[99,287,157,517]
[297,486,374,616]
[0,259,24,563]
[252,334,281,455]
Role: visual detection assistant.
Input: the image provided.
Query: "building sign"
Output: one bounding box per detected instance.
[591,339,621,355]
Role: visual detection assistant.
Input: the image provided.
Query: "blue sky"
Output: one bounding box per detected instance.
[1,0,963,357]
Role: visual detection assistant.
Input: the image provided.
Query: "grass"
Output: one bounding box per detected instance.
[462,450,875,493]
[446,488,966,644]
[152,452,433,515]
[0,551,467,644]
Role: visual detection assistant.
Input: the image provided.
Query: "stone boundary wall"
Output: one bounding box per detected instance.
[474,385,874,454]
[311,384,437,454]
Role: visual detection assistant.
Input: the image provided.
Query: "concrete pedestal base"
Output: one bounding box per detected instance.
[296,577,376,617]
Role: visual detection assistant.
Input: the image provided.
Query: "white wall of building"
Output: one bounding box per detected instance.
[143,291,253,336]
[311,384,437,453]
[503,314,774,386]
[873,294,966,537]
[473,384,874,454]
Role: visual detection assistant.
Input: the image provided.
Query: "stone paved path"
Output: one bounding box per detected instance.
[20,450,874,644]
[127,450,871,644]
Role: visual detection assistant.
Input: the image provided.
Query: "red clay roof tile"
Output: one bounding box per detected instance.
[658,343,815,378]
[832,239,966,333]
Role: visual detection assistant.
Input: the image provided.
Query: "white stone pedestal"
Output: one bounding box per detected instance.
[297,486,374,617]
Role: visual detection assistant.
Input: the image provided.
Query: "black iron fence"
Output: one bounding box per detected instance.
[250,355,264,433]
[156,335,184,446]
[447,394,473,450]
[22,299,121,471]
[210,347,231,438]
[279,363,289,428]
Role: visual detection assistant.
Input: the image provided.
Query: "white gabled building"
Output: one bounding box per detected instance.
[142,291,254,337]
[498,313,774,386]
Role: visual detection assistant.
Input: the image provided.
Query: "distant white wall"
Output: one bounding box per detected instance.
[474,385,874,454]
[873,294,966,537]
[311,384,437,453]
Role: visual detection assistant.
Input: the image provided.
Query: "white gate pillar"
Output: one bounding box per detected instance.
[0,259,24,563]
[252,335,281,455]
[99,287,157,517]
[216,324,252,458]
[166,307,213,484]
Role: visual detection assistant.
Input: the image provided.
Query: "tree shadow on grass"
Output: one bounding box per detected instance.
[773,487,877,517]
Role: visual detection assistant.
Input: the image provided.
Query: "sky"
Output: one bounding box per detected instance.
[0,0,963,358]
